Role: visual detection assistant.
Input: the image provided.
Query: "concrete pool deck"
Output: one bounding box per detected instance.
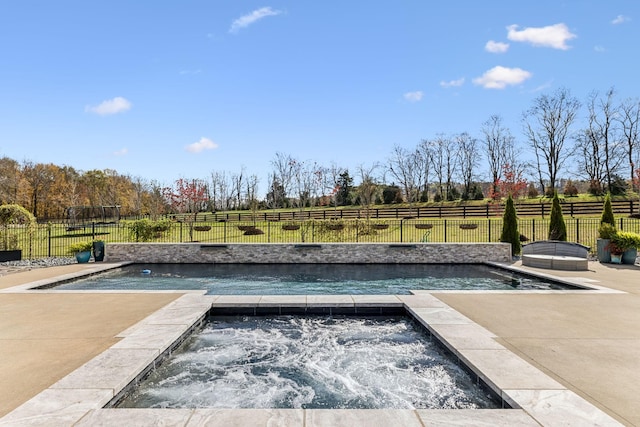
[0,261,638,425]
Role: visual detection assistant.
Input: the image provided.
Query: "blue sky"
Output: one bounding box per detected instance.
[1,1,638,193]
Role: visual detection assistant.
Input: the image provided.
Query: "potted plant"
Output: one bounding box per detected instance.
[92,239,105,262]
[605,240,625,264]
[67,241,93,263]
[597,193,616,263]
[597,223,617,263]
[0,204,36,262]
[609,231,640,265]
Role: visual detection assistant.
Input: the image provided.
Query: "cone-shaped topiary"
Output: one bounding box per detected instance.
[500,194,520,256]
[600,192,615,227]
[548,191,567,241]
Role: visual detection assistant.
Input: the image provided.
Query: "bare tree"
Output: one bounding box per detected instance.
[244,174,260,223]
[230,167,245,210]
[455,132,480,199]
[588,88,624,191]
[619,97,640,193]
[356,164,379,219]
[481,115,514,194]
[430,135,458,201]
[522,87,580,195]
[574,126,606,194]
[387,145,420,204]
[416,139,433,201]
[270,152,296,206]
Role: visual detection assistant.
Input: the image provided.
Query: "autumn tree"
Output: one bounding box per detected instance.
[0,157,21,204]
[21,161,56,218]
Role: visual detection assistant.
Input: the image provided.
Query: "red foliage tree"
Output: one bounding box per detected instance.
[163,179,209,216]
[489,163,528,201]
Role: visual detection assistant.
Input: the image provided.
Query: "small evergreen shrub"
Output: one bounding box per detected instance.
[548,192,567,241]
[500,194,520,256]
[600,193,615,227]
[527,183,539,199]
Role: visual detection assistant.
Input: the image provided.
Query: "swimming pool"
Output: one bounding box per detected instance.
[51,263,578,294]
[117,315,501,410]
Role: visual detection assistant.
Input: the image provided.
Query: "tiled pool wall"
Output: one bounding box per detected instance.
[105,242,512,264]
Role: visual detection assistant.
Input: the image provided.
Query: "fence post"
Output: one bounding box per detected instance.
[532,219,535,241]
[570,203,574,217]
[268,221,271,243]
[444,219,447,242]
[400,220,403,242]
[179,222,183,242]
[488,219,491,242]
[47,225,52,257]
[92,222,96,240]
[576,218,580,243]
[620,217,624,231]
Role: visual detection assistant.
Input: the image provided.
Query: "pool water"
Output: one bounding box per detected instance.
[117,315,500,409]
[53,263,575,294]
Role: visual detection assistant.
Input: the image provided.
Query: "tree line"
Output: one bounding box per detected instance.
[1,87,639,220]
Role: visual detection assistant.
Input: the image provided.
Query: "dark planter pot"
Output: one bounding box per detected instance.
[75,251,91,263]
[92,241,105,262]
[0,249,22,262]
[596,239,611,263]
[622,248,638,265]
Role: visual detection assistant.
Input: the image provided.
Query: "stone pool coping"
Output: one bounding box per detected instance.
[0,290,622,426]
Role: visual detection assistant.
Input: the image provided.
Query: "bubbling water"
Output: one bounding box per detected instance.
[118,316,499,409]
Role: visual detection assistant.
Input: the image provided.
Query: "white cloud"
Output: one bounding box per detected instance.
[485,40,509,53]
[594,45,606,53]
[403,91,423,102]
[186,137,219,153]
[507,23,576,50]
[611,15,630,25]
[440,78,465,88]
[85,97,132,116]
[113,148,128,156]
[229,7,282,33]
[473,66,532,89]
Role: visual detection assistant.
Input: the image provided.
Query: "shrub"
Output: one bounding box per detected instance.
[600,193,615,228]
[608,175,628,196]
[597,223,617,240]
[548,192,567,241]
[67,241,93,254]
[0,204,36,252]
[127,218,173,242]
[610,231,640,251]
[500,194,520,256]
[563,180,578,197]
[527,183,539,199]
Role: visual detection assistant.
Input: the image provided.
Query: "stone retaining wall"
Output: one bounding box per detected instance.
[105,243,511,264]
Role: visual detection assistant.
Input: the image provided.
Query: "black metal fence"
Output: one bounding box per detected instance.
[8,218,640,259]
